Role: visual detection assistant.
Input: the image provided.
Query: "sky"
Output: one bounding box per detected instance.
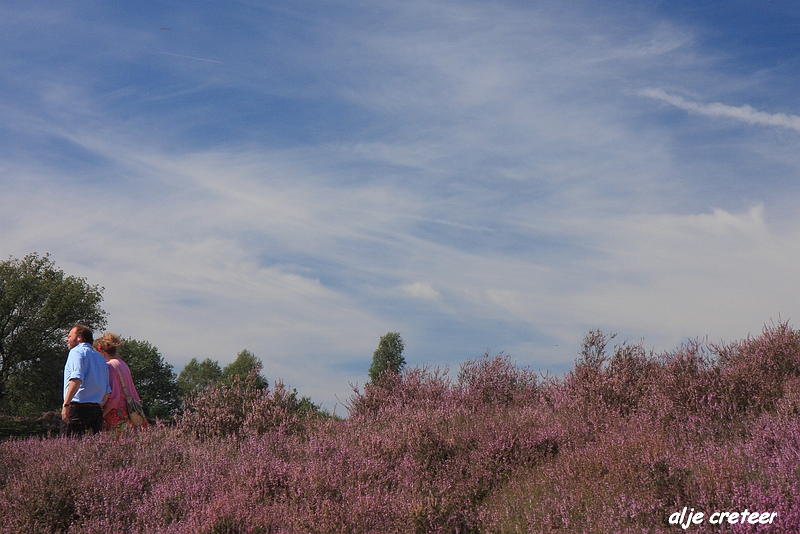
[2,0,799,413]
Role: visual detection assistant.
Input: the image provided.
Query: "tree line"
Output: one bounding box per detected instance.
[0,253,407,419]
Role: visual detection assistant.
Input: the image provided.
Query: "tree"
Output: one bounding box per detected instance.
[221,349,268,390]
[177,358,222,398]
[0,253,106,415]
[368,331,406,382]
[120,338,180,419]
[177,350,269,400]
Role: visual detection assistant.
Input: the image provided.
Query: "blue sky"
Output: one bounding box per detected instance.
[2,0,799,412]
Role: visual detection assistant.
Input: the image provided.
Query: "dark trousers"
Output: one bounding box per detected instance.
[60,403,103,437]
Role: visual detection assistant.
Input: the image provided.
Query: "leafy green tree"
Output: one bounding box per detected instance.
[120,338,180,419]
[0,253,106,415]
[177,358,222,398]
[221,349,268,390]
[368,331,406,383]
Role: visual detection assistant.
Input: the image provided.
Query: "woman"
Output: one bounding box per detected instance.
[94,332,148,432]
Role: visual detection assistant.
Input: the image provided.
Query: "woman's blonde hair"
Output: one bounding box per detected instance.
[94,332,124,356]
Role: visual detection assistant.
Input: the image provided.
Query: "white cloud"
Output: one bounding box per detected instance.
[401,282,441,301]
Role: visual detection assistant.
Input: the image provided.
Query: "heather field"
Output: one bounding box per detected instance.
[2,325,800,533]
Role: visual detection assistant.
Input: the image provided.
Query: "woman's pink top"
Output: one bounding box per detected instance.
[106,358,142,411]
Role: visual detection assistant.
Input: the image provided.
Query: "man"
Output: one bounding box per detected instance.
[61,324,111,436]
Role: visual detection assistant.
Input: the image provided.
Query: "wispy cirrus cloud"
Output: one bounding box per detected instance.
[640,88,800,132]
[2,0,800,411]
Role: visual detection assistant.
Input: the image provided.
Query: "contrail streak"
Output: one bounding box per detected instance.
[157,51,223,64]
[640,88,800,132]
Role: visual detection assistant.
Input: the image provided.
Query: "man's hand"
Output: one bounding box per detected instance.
[62,378,81,424]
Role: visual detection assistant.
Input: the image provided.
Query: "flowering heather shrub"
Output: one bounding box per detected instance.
[2,324,800,532]
[717,322,800,414]
[568,339,660,417]
[179,380,257,440]
[479,324,800,532]
[347,365,453,419]
[602,343,660,414]
[644,340,739,443]
[478,413,680,531]
[179,371,325,440]
[457,352,538,408]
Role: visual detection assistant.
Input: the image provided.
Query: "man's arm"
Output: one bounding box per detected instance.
[61,378,82,423]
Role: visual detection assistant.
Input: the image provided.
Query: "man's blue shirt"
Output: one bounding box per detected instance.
[63,342,111,404]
